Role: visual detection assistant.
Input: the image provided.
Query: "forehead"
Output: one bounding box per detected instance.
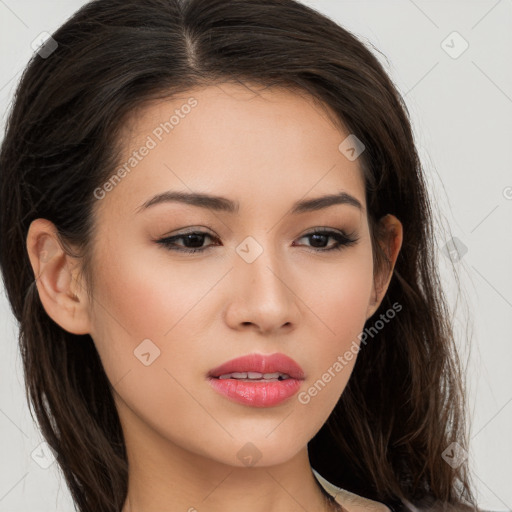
[97,82,366,219]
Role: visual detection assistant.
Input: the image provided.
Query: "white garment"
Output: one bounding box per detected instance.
[312,468,394,511]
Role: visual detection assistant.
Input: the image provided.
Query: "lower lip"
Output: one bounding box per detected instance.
[208,377,302,407]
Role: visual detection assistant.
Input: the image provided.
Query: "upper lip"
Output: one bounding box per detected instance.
[208,353,305,380]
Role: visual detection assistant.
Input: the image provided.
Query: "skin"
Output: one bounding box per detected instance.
[27,82,402,512]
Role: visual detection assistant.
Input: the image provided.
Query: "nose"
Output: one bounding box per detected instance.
[223,242,301,335]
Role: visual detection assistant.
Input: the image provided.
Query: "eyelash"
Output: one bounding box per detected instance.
[155,227,359,254]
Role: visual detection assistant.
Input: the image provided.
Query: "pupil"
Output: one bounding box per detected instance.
[310,234,327,247]
[185,234,204,248]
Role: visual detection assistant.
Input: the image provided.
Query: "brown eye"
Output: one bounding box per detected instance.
[294,229,359,252]
[156,231,220,254]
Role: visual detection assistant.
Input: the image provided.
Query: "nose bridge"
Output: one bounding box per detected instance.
[228,232,299,331]
[236,233,287,300]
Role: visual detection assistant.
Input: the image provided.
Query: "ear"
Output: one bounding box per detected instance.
[366,214,403,319]
[26,218,91,335]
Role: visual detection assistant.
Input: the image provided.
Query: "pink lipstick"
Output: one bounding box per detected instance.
[207,353,305,407]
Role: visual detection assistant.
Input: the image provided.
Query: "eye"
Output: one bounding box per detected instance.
[155,230,220,254]
[294,228,359,252]
[155,227,359,255]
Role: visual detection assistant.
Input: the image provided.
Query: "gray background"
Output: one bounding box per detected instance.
[0,1,511,510]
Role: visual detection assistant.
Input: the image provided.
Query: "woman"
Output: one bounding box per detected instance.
[0,0,479,511]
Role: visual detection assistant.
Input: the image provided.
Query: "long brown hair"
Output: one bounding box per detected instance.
[0,0,477,511]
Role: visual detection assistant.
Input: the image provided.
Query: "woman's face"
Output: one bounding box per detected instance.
[79,83,393,467]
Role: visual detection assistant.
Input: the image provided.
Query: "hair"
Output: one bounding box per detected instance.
[0,0,479,511]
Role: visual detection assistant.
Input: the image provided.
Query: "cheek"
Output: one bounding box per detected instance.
[88,239,246,423]
[87,246,219,452]
[293,246,374,403]
[297,245,374,336]
[90,240,219,342]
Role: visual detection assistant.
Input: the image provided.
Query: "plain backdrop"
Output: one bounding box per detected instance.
[0,1,511,511]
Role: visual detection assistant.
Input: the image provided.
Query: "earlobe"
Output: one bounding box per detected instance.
[26,218,91,335]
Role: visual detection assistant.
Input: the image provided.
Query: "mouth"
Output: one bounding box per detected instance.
[207,353,305,408]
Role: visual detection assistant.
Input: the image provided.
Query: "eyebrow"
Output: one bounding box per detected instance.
[135,190,364,215]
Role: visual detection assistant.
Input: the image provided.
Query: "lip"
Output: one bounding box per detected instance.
[207,353,305,408]
[208,353,305,380]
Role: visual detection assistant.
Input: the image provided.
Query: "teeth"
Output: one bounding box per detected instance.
[218,371,290,380]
